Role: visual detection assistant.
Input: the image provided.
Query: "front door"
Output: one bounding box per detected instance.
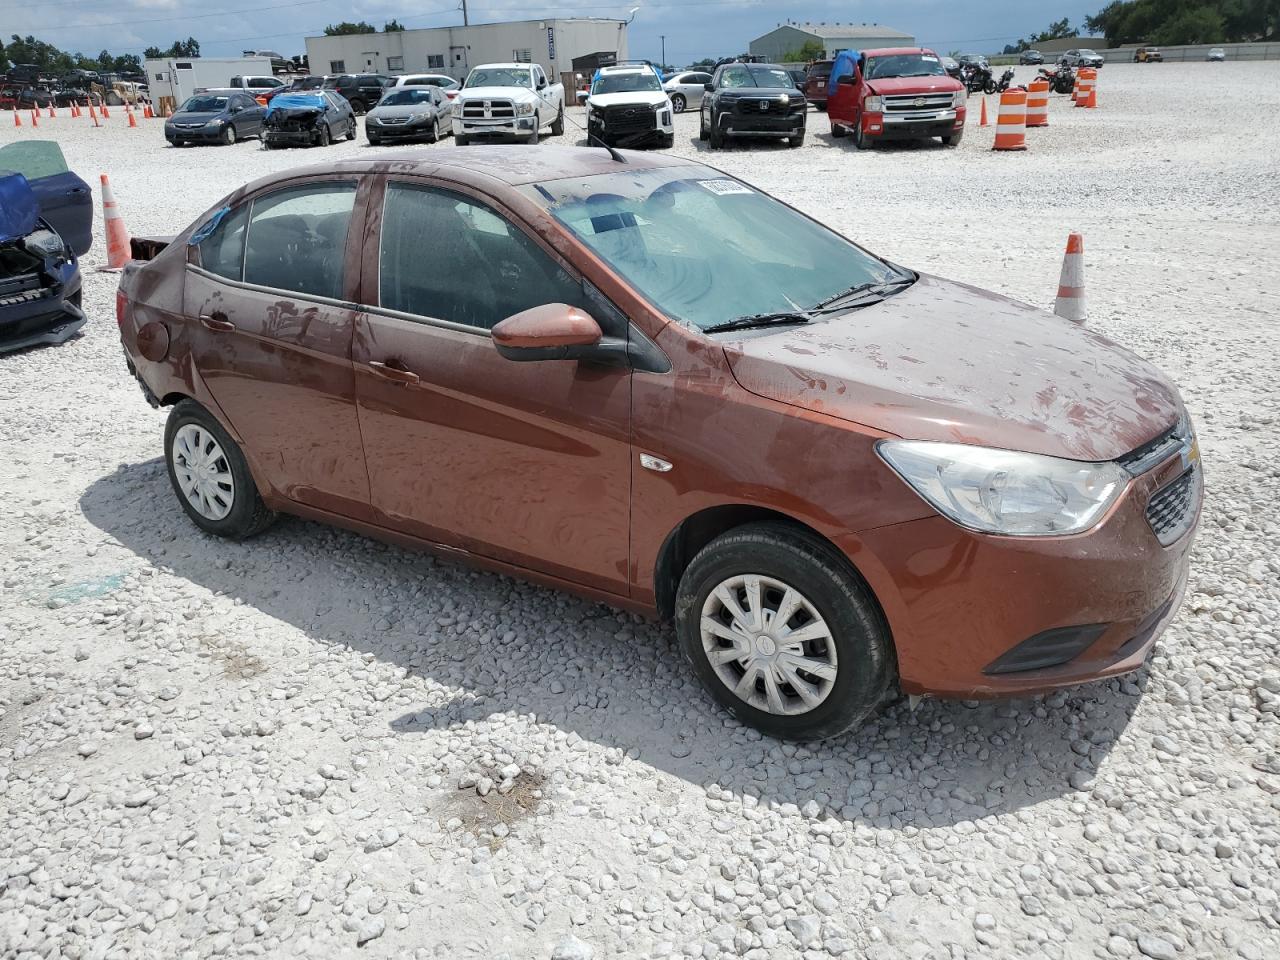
[352,179,632,595]
[183,177,372,519]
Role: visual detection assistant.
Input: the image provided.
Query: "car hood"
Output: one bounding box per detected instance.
[457,85,535,101]
[865,75,963,95]
[721,274,1182,462]
[369,103,432,119]
[589,91,668,108]
[719,86,799,97]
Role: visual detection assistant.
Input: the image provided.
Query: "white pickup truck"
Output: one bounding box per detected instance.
[452,62,565,145]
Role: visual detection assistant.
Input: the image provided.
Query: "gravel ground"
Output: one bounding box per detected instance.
[2,62,1278,960]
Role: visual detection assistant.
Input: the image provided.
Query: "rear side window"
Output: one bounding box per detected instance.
[241,183,356,299]
[379,182,584,330]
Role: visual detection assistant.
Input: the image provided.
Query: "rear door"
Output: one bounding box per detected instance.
[183,176,373,519]
[351,177,633,595]
[0,142,92,256]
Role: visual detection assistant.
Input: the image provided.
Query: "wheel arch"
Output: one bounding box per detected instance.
[652,504,892,641]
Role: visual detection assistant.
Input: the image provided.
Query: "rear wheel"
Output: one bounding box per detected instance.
[671,94,686,114]
[551,107,564,136]
[348,98,366,115]
[164,401,275,541]
[675,523,892,741]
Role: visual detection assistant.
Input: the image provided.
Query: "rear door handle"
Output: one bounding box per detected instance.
[199,314,236,332]
[368,361,420,386]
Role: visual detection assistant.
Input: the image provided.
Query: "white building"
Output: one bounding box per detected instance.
[749,22,916,62]
[304,18,629,82]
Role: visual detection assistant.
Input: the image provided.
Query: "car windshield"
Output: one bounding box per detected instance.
[465,68,532,89]
[866,53,946,79]
[180,96,228,112]
[521,166,906,332]
[592,72,662,94]
[719,65,794,88]
[380,89,433,106]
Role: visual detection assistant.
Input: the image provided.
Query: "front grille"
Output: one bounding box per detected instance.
[883,93,954,113]
[603,104,655,133]
[461,99,514,119]
[735,96,790,115]
[377,117,410,125]
[1146,467,1200,546]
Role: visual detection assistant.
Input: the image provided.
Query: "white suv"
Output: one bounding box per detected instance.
[586,62,675,149]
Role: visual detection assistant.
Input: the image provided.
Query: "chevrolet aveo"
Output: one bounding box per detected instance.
[118,146,1201,741]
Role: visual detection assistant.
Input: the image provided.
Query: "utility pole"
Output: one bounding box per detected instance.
[660,35,666,70]
[461,0,469,26]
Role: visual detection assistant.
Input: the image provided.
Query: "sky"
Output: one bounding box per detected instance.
[4,0,1104,66]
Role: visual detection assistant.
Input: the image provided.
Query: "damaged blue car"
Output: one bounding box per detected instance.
[1,141,92,352]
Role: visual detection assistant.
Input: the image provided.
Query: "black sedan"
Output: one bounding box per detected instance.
[1019,50,1045,65]
[0,141,91,353]
[165,92,266,146]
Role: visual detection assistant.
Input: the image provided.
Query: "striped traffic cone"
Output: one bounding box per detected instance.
[1054,233,1086,324]
[992,88,1027,151]
[979,96,989,127]
[1026,79,1049,127]
[100,174,132,271]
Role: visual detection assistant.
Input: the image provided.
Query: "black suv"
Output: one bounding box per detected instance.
[321,74,391,114]
[699,61,807,149]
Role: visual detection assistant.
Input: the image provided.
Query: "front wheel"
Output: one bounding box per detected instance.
[853,122,872,150]
[708,117,725,148]
[347,119,357,141]
[675,524,892,741]
[455,134,470,146]
[317,124,331,147]
[164,401,275,540]
[660,133,674,149]
[528,119,540,145]
[221,124,236,145]
[670,94,686,114]
[983,79,997,95]
[788,132,805,148]
[551,107,564,136]
[699,111,709,141]
[941,130,964,147]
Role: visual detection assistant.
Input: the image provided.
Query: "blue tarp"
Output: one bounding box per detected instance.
[827,50,861,98]
[265,92,327,117]
[0,172,39,244]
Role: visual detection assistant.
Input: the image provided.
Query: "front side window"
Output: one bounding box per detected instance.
[521,167,904,332]
[379,183,584,330]
[240,183,356,299]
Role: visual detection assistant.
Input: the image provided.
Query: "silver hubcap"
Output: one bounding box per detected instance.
[700,574,838,716]
[172,424,235,521]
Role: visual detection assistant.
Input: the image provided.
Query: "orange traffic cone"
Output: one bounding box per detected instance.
[30,109,38,127]
[1026,79,1050,127]
[90,103,100,127]
[979,96,989,127]
[143,103,154,119]
[49,104,56,118]
[992,88,1027,151]
[1054,233,1086,324]
[101,103,110,119]
[1074,68,1097,108]
[100,174,132,271]
[13,110,20,127]
[127,107,137,128]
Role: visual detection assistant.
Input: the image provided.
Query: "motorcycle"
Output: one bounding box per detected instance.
[1037,64,1076,95]
[960,63,993,95]
[992,68,1015,93]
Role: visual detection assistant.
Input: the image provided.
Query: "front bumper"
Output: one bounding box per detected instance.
[452,116,538,140]
[717,110,806,139]
[367,119,437,141]
[166,126,225,143]
[0,271,85,354]
[263,128,323,146]
[844,451,1202,699]
[864,109,964,140]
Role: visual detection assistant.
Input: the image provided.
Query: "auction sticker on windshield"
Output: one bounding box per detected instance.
[698,179,753,196]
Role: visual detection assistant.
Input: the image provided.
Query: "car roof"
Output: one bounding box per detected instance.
[256,145,697,191]
[866,47,937,57]
[473,63,533,70]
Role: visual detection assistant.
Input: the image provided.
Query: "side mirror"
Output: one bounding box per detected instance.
[703,82,714,92]
[492,304,625,364]
[537,77,547,90]
[836,74,856,86]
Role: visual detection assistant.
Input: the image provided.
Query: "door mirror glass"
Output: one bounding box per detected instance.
[836,74,856,86]
[703,82,715,92]
[492,304,603,362]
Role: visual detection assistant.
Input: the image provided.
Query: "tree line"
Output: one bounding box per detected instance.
[1004,2,1277,53]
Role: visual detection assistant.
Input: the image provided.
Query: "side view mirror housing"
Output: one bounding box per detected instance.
[703,82,715,92]
[492,304,627,365]
[836,74,857,86]
[537,77,547,90]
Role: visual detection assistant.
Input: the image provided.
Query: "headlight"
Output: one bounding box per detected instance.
[515,102,535,116]
[205,119,223,128]
[864,95,884,113]
[877,441,1128,536]
[409,112,430,122]
[452,102,464,116]
[952,90,966,108]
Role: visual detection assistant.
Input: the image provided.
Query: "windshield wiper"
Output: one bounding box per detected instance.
[702,312,812,334]
[811,274,916,312]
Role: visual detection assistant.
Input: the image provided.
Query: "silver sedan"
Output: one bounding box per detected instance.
[662,70,713,114]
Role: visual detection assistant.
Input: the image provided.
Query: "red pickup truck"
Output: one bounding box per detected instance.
[827,47,967,149]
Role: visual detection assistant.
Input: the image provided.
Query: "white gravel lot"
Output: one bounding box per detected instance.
[2,62,1279,960]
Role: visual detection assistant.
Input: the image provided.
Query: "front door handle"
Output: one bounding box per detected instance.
[368,360,420,386]
[199,314,235,332]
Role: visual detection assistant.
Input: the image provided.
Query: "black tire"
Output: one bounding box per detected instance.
[528,120,540,145]
[675,523,892,741]
[788,132,805,148]
[221,125,236,145]
[317,124,330,147]
[671,94,686,114]
[551,107,564,136]
[983,79,997,95]
[347,119,357,141]
[164,401,275,541]
[699,111,709,141]
[709,117,725,148]
[853,122,872,150]
[815,102,827,112]
[455,135,470,146]
[941,130,964,147]
[349,98,366,116]
[428,118,439,143]
[367,134,381,146]
[660,133,674,149]
[830,121,847,139]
